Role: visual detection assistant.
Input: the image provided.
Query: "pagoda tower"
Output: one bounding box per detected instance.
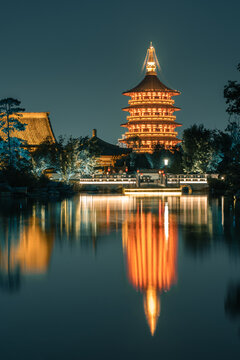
[119,43,182,153]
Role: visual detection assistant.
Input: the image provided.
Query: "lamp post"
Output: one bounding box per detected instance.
[164,159,169,187]
[164,159,169,167]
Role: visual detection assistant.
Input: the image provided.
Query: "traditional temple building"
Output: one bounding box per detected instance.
[119,43,182,153]
[0,112,55,148]
[88,129,130,168]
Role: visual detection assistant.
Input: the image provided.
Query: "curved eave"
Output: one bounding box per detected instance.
[123,90,180,97]
[122,74,180,96]
[88,136,131,156]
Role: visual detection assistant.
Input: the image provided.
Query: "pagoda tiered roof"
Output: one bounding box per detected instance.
[123,74,180,95]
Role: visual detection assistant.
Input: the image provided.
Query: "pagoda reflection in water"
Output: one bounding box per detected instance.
[0,195,214,303]
[122,200,178,335]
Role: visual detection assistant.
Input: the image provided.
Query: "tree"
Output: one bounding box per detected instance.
[224,63,240,117]
[221,64,240,192]
[145,144,165,169]
[145,144,183,173]
[0,98,29,169]
[31,139,53,177]
[182,124,214,173]
[32,136,97,183]
[210,130,232,173]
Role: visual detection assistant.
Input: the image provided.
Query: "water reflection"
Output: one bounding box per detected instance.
[179,196,213,256]
[0,196,137,290]
[57,196,136,245]
[0,194,240,343]
[0,201,54,292]
[0,217,54,275]
[225,282,240,319]
[225,282,240,337]
[122,200,178,335]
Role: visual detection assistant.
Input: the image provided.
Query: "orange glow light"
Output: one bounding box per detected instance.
[122,202,178,335]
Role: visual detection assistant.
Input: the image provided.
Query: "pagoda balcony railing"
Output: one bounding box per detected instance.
[128,99,175,106]
[126,115,176,121]
[123,131,178,137]
[119,134,126,139]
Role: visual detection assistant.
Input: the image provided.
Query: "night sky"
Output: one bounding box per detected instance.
[1,0,240,144]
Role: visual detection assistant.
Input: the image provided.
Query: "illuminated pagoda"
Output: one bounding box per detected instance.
[119,43,181,153]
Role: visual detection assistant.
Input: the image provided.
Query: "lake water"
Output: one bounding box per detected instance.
[0,195,240,359]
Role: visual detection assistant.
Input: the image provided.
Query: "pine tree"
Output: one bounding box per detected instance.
[0,98,29,168]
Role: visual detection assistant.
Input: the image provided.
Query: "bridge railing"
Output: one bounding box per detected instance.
[79,175,137,184]
[167,174,208,184]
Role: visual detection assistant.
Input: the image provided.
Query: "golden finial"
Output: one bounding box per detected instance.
[142,42,160,74]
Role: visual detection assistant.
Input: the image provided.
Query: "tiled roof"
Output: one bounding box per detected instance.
[123,74,180,95]
[0,112,55,146]
[89,136,131,156]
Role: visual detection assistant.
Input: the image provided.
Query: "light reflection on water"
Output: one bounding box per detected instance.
[122,201,178,335]
[0,195,240,359]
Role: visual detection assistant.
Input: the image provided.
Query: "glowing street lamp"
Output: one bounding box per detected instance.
[164,159,169,166]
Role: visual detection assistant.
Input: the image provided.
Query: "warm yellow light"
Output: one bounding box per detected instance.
[142,42,160,74]
[164,202,169,241]
[144,287,160,336]
[0,218,54,275]
[122,207,178,335]
[124,188,182,196]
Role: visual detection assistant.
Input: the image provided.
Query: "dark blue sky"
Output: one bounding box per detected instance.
[1,0,240,143]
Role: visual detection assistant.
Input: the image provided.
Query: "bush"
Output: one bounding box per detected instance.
[208,177,227,195]
[0,168,50,188]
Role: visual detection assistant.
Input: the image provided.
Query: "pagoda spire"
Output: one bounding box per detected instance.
[143,42,160,75]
